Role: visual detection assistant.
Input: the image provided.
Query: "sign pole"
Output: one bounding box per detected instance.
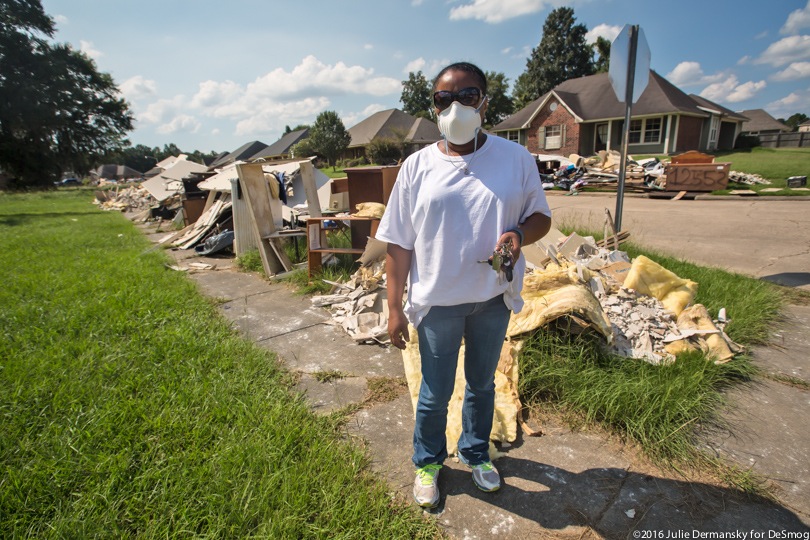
[615,25,638,233]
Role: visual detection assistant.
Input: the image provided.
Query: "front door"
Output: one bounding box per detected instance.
[595,123,608,152]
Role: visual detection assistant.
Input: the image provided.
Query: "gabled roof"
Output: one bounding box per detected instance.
[347,109,440,148]
[738,109,791,133]
[493,71,712,131]
[93,164,143,179]
[689,94,749,122]
[251,129,309,160]
[209,140,269,168]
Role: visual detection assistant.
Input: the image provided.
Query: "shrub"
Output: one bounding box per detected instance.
[365,137,403,165]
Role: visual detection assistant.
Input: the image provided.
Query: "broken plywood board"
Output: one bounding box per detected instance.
[237,162,293,275]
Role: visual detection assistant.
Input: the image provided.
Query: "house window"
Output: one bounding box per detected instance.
[644,118,661,143]
[538,125,563,150]
[628,117,662,145]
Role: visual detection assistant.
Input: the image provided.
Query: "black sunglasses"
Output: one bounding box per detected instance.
[433,87,482,110]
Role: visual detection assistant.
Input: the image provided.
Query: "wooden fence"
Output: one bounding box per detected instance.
[758,132,810,148]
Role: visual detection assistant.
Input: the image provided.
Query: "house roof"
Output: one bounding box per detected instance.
[209,140,269,168]
[347,109,440,148]
[688,94,749,122]
[92,164,143,179]
[251,129,309,160]
[738,109,791,132]
[493,71,712,131]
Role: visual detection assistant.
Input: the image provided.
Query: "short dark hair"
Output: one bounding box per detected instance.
[432,62,487,95]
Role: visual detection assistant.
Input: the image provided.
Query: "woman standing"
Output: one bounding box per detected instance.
[375,62,552,508]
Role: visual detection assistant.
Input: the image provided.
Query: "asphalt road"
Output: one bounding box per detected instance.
[545,193,810,290]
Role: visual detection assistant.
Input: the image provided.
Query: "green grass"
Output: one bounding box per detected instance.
[0,191,442,538]
[518,233,785,488]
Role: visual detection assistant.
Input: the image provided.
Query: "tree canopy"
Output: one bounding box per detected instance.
[0,0,133,188]
[516,7,594,107]
[592,36,612,73]
[483,71,514,128]
[308,111,351,168]
[783,113,809,131]
[400,71,433,120]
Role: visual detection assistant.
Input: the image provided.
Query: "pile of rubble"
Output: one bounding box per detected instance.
[310,225,742,366]
[728,171,771,185]
[93,185,159,213]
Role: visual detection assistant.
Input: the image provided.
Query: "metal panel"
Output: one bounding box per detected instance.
[230,177,259,257]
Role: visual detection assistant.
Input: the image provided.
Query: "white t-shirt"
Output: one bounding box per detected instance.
[376,134,552,327]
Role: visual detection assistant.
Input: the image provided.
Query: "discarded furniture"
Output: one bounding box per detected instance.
[306,216,380,276]
[664,151,730,192]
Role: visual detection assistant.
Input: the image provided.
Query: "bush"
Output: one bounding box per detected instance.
[735,134,761,150]
[365,138,403,165]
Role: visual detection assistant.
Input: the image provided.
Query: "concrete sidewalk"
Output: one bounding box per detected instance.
[139,196,809,538]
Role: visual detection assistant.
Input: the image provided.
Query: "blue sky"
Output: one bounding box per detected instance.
[42,0,810,154]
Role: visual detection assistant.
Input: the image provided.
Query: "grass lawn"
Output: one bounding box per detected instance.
[0,191,441,538]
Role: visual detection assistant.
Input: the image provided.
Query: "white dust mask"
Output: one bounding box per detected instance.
[437,99,485,145]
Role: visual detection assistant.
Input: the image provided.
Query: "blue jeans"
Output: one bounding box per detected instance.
[413,294,511,468]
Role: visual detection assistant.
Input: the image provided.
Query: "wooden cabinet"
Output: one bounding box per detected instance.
[344,165,401,209]
[306,217,380,276]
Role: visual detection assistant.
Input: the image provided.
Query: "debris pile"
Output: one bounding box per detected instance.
[598,287,680,365]
[312,260,390,345]
[93,185,158,213]
[728,171,771,185]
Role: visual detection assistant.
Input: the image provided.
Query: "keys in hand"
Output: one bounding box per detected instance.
[479,243,514,283]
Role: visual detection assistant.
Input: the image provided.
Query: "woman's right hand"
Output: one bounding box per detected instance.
[388,307,410,350]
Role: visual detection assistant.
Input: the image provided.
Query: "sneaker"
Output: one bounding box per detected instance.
[470,461,501,492]
[413,464,442,508]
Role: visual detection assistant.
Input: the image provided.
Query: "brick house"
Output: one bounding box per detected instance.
[491,71,748,156]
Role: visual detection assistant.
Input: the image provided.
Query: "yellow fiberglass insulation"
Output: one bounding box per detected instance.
[401,326,522,460]
[507,263,613,342]
[623,255,697,316]
[400,262,615,459]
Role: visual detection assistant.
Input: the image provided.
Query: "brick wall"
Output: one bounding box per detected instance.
[525,100,580,155]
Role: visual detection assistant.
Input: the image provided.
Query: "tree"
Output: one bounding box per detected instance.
[0,0,133,187]
[400,71,433,120]
[592,36,612,73]
[483,71,514,127]
[308,111,351,169]
[511,72,539,113]
[785,113,809,131]
[516,7,594,105]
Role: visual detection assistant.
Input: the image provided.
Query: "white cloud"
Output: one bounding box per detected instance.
[364,43,373,50]
[246,55,399,100]
[755,35,810,67]
[79,40,102,61]
[782,0,810,34]
[405,58,426,73]
[190,80,243,109]
[501,46,513,55]
[157,115,201,135]
[666,62,725,87]
[449,0,560,24]
[54,14,68,25]
[120,76,158,102]
[772,62,810,81]
[737,55,751,66]
[341,104,389,129]
[234,97,331,136]
[767,89,810,117]
[585,24,621,44]
[700,75,766,103]
[140,96,187,125]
